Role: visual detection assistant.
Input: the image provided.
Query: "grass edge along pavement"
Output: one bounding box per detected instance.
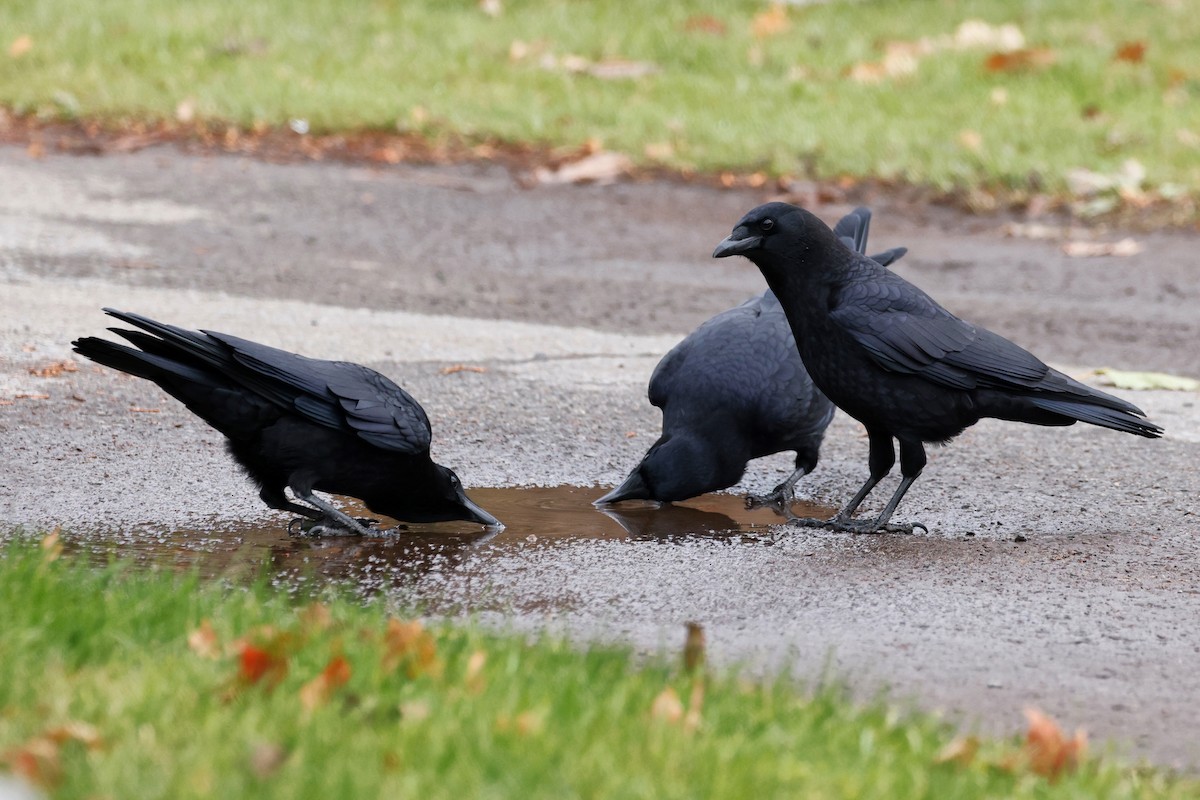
[2,0,1200,221]
[0,535,1196,799]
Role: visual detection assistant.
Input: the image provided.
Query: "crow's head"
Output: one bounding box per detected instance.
[712,202,844,273]
[593,435,741,506]
[372,465,501,527]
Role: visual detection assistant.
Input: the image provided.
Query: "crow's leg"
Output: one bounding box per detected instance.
[291,490,374,536]
[834,438,928,534]
[261,486,321,519]
[746,447,819,511]
[789,430,893,529]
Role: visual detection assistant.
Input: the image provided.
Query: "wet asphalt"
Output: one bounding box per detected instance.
[1,145,1199,768]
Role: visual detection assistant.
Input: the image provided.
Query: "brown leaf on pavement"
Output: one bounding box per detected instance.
[532,151,632,186]
[440,364,488,375]
[29,360,78,378]
[1061,238,1141,258]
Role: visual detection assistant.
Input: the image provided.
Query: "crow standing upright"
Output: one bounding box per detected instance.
[713,202,1163,533]
[72,309,500,534]
[597,207,906,508]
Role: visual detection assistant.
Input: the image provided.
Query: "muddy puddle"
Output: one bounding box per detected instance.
[58,486,833,591]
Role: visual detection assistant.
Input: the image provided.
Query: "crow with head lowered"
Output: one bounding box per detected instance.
[713,202,1163,533]
[73,309,500,534]
[597,207,906,509]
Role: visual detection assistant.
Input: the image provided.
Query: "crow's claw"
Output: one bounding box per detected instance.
[784,515,927,535]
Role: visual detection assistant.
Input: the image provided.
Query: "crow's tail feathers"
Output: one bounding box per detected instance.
[72,336,214,387]
[1027,396,1164,438]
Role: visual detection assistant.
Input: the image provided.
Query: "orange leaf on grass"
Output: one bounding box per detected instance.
[238,641,289,687]
[382,619,440,677]
[984,48,1057,73]
[188,619,221,660]
[1113,41,1147,63]
[1024,707,1087,780]
[751,4,789,38]
[300,655,352,710]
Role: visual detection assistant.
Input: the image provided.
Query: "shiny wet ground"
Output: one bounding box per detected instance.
[62,486,834,591]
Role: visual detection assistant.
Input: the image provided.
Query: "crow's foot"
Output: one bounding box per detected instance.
[745,486,792,512]
[288,516,378,537]
[784,515,926,535]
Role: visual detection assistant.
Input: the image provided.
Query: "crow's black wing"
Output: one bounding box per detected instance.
[205,331,433,454]
[828,269,1051,392]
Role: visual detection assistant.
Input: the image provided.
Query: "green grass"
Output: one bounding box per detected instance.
[1,0,1199,200]
[0,538,1195,798]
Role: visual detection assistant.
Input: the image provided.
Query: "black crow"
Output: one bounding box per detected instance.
[713,202,1163,533]
[72,309,500,534]
[597,207,906,508]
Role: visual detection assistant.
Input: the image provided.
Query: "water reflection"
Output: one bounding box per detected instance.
[59,486,836,591]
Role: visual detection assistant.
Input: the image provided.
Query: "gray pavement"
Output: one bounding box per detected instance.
[2,145,1199,768]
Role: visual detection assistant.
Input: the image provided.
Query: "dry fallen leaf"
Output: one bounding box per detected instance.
[250,742,288,778]
[751,4,790,38]
[1002,222,1065,240]
[1113,41,1147,63]
[175,98,196,123]
[129,406,162,413]
[1061,238,1141,258]
[298,602,333,633]
[650,687,685,723]
[683,622,706,674]
[532,151,632,186]
[15,393,50,400]
[984,47,1057,72]
[478,0,502,17]
[1093,367,1200,391]
[40,530,63,563]
[683,15,726,36]
[587,59,659,80]
[236,632,292,688]
[9,35,33,59]
[29,360,78,378]
[299,655,352,710]
[5,721,103,789]
[958,129,983,151]
[1023,707,1086,781]
[382,619,439,677]
[935,735,980,767]
[188,619,221,660]
[464,650,487,693]
[440,364,488,375]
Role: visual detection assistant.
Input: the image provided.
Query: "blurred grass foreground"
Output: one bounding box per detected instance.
[1,536,1198,798]
[2,0,1199,208]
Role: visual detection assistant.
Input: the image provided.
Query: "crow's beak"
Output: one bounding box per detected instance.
[594,470,650,505]
[461,494,503,528]
[712,230,763,259]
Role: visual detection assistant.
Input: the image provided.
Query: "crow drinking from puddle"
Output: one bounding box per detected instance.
[73,309,500,534]
[598,207,906,508]
[713,202,1163,533]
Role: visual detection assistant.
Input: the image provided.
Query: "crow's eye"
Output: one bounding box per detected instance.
[760,218,775,231]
